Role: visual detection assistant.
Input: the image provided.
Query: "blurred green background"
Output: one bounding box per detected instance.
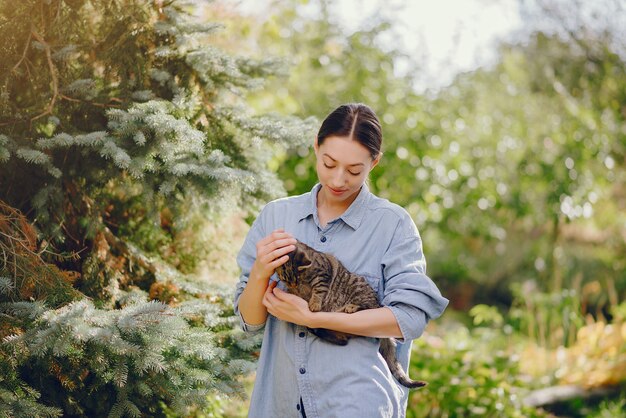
[217,0,626,415]
[1,0,624,416]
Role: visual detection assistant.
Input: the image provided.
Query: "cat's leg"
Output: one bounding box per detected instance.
[310,328,350,346]
[308,288,328,312]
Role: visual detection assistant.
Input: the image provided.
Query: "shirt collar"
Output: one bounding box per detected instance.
[298,183,371,230]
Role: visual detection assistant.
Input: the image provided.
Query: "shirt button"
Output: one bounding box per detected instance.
[320,236,327,242]
[299,332,306,338]
[299,367,306,374]
[297,404,301,411]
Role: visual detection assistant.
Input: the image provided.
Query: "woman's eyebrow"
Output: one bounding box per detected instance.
[323,153,365,166]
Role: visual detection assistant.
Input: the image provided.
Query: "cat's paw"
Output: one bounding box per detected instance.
[342,304,359,314]
[308,300,322,312]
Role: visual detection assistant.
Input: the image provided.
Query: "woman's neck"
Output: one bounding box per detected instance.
[316,186,360,225]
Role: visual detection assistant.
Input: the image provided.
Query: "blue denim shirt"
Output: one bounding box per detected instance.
[234,183,449,418]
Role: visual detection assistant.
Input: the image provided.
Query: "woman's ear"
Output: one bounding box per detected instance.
[313,136,319,154]
[370,152,382,171]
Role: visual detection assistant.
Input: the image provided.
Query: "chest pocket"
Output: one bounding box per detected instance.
[362,274,384,304]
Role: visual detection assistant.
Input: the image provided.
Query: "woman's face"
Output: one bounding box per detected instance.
[314,135,379,205]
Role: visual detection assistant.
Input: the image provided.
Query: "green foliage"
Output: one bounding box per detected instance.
[409,301,626,418]
[407,325,547,418]
[0,385,63,418]
[242,0,626,310]
[2,294,260,417]
[247,0,423,197]
[0,0,315,244]
[0,202,81,309]
[469,304,504,327]
[0,0,312,415]
[502,278,625,390]
[224,3,626,414]
[1,0,624,416]
[610,302,626,322]
[509,280,586,348]
[587,396,626,418]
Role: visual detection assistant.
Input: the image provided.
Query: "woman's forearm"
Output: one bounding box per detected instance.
[308,307,403,339]
[238,229,297,326]
[238,272,270,326]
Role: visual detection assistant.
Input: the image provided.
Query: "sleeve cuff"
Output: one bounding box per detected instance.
[234,278,266,333]
[237,310,265,332]
[387,304,427,342]
[238,311,266,333]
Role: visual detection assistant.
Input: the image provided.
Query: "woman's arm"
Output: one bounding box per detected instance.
[238,230,296,326]
[263,285,403,338]
[237,270,272,326]
[312,306,403,338]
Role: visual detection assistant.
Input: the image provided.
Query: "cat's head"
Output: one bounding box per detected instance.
[275,241,315,288]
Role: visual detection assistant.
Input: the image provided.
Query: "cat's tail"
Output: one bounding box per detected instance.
[379,338,427,389]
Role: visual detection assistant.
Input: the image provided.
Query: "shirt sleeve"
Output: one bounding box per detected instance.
[233,204,269,333]
[381,217,449,342]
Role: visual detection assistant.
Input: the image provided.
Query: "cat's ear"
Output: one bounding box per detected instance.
[294,250,312,271]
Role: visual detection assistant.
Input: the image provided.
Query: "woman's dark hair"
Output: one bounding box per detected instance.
[317,103,382,159]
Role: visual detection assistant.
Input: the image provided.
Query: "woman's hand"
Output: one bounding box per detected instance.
[263,281,313,327]
[250,229,297,283]
[238,229,296,327]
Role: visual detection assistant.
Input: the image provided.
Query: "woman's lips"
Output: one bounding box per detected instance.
[328,187,346,195]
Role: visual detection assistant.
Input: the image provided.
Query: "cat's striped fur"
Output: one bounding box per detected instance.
[275,241,426,389]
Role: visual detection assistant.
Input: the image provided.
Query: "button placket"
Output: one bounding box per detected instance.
[294,325,308,408]
[318,221,337,245]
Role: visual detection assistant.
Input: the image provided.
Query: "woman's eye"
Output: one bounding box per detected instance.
[323,163,359,175]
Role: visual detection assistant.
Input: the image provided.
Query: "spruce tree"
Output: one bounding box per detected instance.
[0,0,314,416]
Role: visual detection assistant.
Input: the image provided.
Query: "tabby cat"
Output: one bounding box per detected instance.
[275,241,427,389]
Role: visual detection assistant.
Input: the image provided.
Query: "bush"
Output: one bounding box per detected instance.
[407,323,547,418]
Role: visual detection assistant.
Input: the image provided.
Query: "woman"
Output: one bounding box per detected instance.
[234,103,448,418]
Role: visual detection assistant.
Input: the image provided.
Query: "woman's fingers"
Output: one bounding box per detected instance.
[258,240,296,262]
[268,254,291,269]
[256,229,290,248]
[253,229,296,279]
[260,244,295,264]
[271,286,288,300]
[262,285,277,308]
[263,237,297,253]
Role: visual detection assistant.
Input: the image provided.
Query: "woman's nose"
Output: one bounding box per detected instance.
[332,170,347,185]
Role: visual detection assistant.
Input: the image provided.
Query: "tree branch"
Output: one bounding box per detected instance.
[11,32,32,75]
[30,29,59,122]
[59,93,123,109]
[101,226,156,275]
